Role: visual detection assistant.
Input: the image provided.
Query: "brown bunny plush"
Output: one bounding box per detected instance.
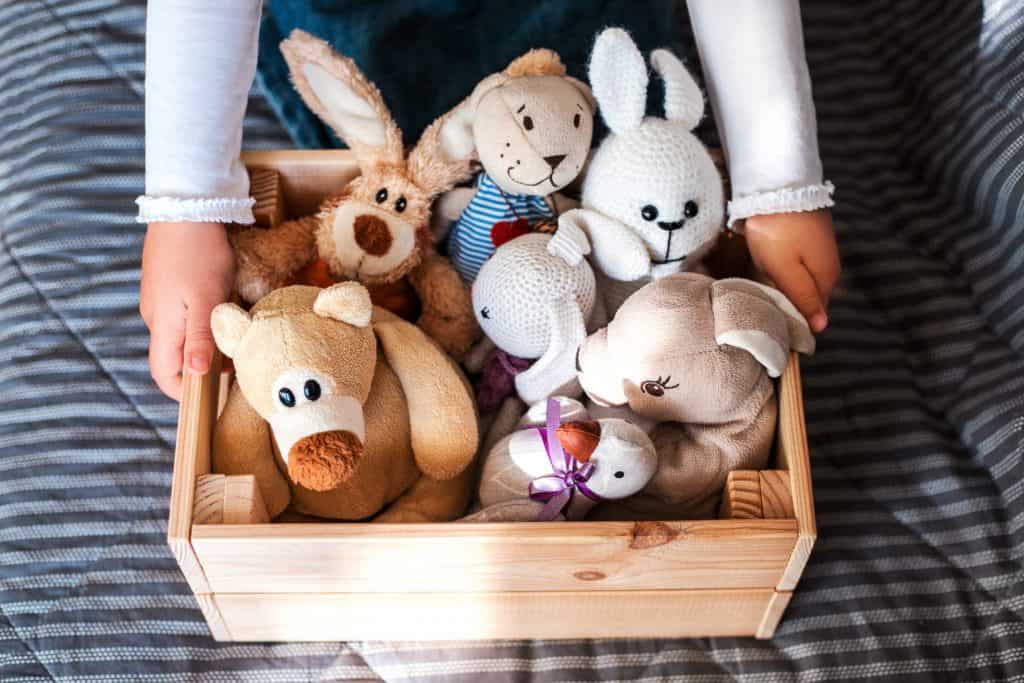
[577,273,815,519]
[230,30,480,359]
[210,282,479,522]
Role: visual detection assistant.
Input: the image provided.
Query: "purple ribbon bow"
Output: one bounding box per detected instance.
[528,399,602,521]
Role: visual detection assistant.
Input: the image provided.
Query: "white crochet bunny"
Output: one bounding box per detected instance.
[560,28,724,315]
[471,225,596,403]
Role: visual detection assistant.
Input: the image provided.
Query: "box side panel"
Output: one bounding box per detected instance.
[213,588,774,641]
[775,353,816,591]
[191,519,796,594]
[241,150,359,219]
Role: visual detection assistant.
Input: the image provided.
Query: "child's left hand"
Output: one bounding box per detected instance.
[744,209,840,334]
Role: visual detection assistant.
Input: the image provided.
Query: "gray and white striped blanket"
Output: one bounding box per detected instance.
[1,1,1022,680]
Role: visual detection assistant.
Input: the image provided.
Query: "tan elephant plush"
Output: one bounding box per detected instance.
[576,273,815,519]
[210,282,478,522]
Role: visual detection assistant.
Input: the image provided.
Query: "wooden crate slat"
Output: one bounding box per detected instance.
[210,588,775,641]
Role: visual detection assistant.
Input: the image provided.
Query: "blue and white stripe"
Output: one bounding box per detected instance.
[448,172,554,282]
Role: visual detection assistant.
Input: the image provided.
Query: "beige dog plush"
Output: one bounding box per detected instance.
[210,283,478,522]
[230,30,480,359]
[438,49,596,283]
[577,273,815,518]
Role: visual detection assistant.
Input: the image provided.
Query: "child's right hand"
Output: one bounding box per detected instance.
[140,222,235,400]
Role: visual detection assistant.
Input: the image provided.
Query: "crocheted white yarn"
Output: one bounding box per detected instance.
[135,195,256,224]
[473,233,595,359]
[727,181,836,228]
[566,29,724,296]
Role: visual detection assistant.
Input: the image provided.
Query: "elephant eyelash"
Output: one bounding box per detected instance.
[655,376,678,389]
[640,376,679,397]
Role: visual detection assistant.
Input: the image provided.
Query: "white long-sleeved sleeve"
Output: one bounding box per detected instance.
[687,0,834,227]
[136,0,263,224]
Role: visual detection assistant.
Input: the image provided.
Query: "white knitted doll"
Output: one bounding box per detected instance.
[560,28,725,316]
[471,225,596,403]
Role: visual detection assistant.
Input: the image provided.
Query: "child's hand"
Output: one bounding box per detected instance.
[140,222,235,400]
[744,209,840,333]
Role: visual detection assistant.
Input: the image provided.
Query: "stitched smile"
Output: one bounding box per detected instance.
[507,166,557,188]
[657,220,685,231]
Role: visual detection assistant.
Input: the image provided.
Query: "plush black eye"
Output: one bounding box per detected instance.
[375,188,388,203]
[480,306,491,320]
[684,200,699,218]
[395,196,407,213]
[640,381,665,397]
[641,205,659,221]
[278,387,296,408]
[303,380,321,401]
[614,471,625,479]
[523,115,534,131]
[573,113,581,128]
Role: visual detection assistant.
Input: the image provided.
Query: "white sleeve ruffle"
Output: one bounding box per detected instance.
[135,196,256,224]
[727,181,835,228]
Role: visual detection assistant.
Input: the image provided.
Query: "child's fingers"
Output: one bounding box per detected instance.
[768,260,828,333]
[806,247,841,309]
[183,298,219,376]
[148,316,185,401]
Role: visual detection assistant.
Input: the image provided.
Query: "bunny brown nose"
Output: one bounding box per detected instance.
[353,215,393,256]
[543,154,567,170]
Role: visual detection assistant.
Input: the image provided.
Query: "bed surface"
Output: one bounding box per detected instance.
[1,1,1022,680]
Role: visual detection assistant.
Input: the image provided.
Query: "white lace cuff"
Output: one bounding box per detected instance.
[135,196,255,224]
[727,181,835,229]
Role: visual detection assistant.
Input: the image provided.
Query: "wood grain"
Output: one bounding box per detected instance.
[193,474,270,526]
[250,168,285,228]
[756,590,793,639]
[775,353,817,591]
[192,519,796,594]
[759,471,795,519]
[211,588,775,641]
[720,470,763,519]
[242,150,360,219]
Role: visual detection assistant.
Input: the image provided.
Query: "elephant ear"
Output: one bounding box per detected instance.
[373,314,478,480]
[515,298,588,403]
[711,278,815,378]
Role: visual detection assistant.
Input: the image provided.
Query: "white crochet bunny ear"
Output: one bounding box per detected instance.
[650,49,704,130]
[589,28,648,134]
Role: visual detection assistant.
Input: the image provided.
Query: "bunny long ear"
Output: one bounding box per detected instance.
[650,49,704,130]
[407,98,476,198]
[589,28,648,134]
[281,30,404,167]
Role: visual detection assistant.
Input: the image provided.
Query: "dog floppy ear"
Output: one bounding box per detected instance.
[211,304,252,358]
[711,279,815,378]
[373,313,478,480]
[280,29,404,169]
[589,28,648,135]
[407,98,476,197]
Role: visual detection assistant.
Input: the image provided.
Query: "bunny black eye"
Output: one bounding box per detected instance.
[641,205,659,222]
[614,471,625,479]
[375,188,388,204]
[303,380,321,402]
[278,387,296,408]
[480,306,491,320]
[523,115,534,131]
[640,376,679,398]
[573,113,581,128]
[684,200,699,218]
[395,196,407,213]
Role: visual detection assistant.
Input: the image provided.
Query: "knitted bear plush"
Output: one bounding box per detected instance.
[462,397,657,523]
[438,48,596,283]
[472,224,596,404]
[576,273,815,519]
[560,28,725,316]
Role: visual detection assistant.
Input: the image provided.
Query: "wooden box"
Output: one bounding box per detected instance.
[168,151,815,641]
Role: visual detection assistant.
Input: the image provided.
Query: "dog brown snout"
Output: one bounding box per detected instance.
[353,215,393,256]
[288,430,364,491]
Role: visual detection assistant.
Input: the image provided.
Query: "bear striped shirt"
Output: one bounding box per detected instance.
[449,172,554,283]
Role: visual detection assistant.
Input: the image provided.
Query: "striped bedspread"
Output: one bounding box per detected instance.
[1,0,1022,680]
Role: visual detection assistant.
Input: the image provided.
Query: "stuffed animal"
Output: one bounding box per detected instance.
[560,28,725,316]
[209,282,479,522]
[576,273,814,519]
[438,48,596,283]
[472,224,596,404]
[463,397,657,522]
[230,30,480,359]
